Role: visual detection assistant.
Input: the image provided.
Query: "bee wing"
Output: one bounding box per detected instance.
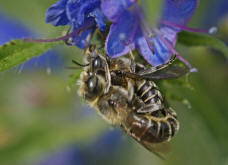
[122,65,189,80]
[140,65,189,80]
[120,125,170,160]
[139,140,171,160]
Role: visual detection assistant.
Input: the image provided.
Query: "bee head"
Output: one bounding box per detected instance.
[85,45,106,73]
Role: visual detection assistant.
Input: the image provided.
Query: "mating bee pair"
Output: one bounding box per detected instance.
[76,45,188,158]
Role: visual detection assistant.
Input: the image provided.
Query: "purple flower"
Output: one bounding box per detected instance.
[101,0,204,68]
[46,0,106,49]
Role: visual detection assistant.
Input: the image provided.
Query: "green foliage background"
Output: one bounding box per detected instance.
[0,0,228,165]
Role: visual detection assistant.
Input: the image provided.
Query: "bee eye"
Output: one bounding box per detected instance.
[86,76,99,92]
[92,57,102,70]
[85,75,102,100]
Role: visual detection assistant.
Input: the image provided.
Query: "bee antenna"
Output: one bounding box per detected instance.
[72,60,89,67]
[65,66,81,70]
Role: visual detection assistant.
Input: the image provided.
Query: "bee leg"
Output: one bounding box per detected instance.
[99,55,111,94]
[104,71,111,94]
[83,29,95,54]
[96,25,106,41]
[138,55,176,75]
[127,80,135,103]
[129,49,136,73]
[166,107,177,118]
[136,103,164,114]
[155,55,176,71]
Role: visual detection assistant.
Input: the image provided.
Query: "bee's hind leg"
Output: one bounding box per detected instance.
[138,55,176,75]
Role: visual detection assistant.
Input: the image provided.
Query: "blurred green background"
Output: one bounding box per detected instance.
[0,0,228,165]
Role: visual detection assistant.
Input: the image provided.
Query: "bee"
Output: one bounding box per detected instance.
[77,45,188,158]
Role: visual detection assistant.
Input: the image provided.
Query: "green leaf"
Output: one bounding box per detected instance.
[67,69,83,90]
[0,40,60,72]
[178,31,228,58]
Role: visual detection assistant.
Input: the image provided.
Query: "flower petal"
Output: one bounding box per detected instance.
[101,0,137,22]
[136,31,171,66]
[66,0,100,27]
[106,11,138,58]
[46,0,70,26]
[159,26,178,46]
[89,8,106,31]
[72,28,94,49]
[161,0,199,25]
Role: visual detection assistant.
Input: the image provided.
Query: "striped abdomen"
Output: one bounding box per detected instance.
[134,80,165,116]
[124,111,179,143]
[136,80,163,104]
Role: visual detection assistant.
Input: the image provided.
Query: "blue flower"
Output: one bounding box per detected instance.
[101,0,201,68]
[46,0,106,49]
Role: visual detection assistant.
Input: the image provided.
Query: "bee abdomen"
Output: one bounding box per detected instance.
[142,115,179,143]
[126,113,179,143]
[136,80,163,105]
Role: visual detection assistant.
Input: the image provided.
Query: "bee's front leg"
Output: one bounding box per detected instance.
[129,49,136,73]
[99,55,111,94]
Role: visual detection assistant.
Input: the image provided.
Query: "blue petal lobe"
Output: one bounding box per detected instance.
[46,0,70,26]
[159,26,178,46]
[66,0,100,27]
[72,28,94,49]
[161,0,199,25]
[106,11,137,58]
[89,8,106,31]
[136,31,171,66]
[101,0,136,22]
